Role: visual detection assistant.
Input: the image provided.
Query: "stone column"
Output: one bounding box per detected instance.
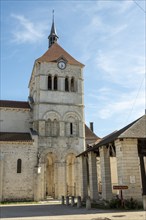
[71,196,75,206]
[66,196,69,205]
[40,162,45,200]
[88,151,99,201]
[34,166,42,202]
[60,77,64,91]
[60,121,65,137]
[77,196,82,208]
[99,146,112,200]
[86,197,91,210]
[58,161,66,198]
[79,156,88,201]
[61,195,65,204]
[143,195,146,211]
[54,161,58,199]
[0,155,4,202]
[38,120,45,136]
[144,157,146,172]
[115,139,142,201]
[139,155,146,196]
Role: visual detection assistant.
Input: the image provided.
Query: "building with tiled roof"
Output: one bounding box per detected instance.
[1,12,145,209]
[77,114,146,207]
[0,14,99,203]
[85,124,100,147]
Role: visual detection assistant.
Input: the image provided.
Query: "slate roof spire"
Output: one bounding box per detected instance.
[48,10,58,48]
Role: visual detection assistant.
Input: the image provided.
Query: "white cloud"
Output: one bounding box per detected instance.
[85,80,145,128]
[11,14,47,44]
[116,0,134,14]
[101,24,128,41]
[88,87,112,101]
[96,50,145,88]
[98,89,145,121]
[77,0,123,14]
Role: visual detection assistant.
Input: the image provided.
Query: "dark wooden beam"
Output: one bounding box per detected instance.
[139,155,146,195]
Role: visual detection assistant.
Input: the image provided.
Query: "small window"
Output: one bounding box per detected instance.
[65,77,69,91]
[17,159,22,173]
[54,76,58,90]
[48,75,52,90]
[70,77,75,92]
[70,123,73,135]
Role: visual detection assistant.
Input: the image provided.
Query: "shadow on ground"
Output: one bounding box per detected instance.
[0,204,127,219]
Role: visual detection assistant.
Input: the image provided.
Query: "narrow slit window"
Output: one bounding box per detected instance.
[17,159,22,173]
[71,77,74,92]
[70,123,73,135]
[65,77,69,91]
[48,75,52,90]
[54,76,58,90]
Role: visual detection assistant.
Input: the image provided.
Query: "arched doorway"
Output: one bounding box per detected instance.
[66,153,76,196]
[45,153,56,198]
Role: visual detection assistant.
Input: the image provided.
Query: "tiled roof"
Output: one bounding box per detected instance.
[0,100,30,109]
[36,43,84,67]
[77,114,146,157]
[85,124,99,140]
[0,132,32,142]
[119,114,146,138]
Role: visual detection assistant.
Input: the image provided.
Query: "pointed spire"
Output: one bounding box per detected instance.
[48,10,58,48]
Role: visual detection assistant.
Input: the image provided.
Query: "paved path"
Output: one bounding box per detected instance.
[0,201,146,220]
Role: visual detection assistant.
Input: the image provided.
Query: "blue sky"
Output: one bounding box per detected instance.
[1,0,145,137]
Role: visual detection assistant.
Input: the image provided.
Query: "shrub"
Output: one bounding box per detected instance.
[124,197,143,210]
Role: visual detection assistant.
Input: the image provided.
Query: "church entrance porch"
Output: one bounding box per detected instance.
[35,148,82,201]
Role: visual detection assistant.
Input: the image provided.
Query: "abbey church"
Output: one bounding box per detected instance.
[0,15,146,208]
[0,16,99,201]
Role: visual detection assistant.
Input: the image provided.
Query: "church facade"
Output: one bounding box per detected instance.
[0,17,99,202]
[0,16,145,208]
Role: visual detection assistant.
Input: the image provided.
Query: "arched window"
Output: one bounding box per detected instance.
[46,119,59,136]
[65,116,79,137]
[70,77,75,92]
[65,77,69,91]
[17,159,22,173]
[54,76,58,90]
[52,119,59,136]
[48,75,52,90]
[46,119,51,136]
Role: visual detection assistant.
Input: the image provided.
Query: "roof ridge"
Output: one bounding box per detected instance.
[36,42,84,67]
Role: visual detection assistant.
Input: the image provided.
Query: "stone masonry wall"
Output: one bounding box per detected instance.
[115,138,142,201]
[0,109,31,133]
[0,142,37,201]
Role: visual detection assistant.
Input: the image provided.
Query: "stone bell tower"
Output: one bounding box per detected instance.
[28,13,86,200]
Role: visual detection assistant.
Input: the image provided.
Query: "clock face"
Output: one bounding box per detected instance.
[58,61,66,70]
